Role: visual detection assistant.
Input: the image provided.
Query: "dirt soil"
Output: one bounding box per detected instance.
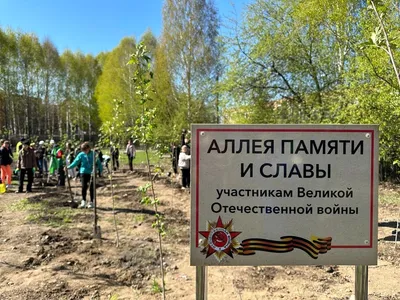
[0,169,399,300]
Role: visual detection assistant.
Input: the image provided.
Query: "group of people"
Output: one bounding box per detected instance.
[0,138,133,208]
[1,134,191,205]
[0,139,39,193]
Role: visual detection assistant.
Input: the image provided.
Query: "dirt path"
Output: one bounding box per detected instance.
[0,172,399,299]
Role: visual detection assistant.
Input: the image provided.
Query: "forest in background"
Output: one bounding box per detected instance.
[1,0,400,166]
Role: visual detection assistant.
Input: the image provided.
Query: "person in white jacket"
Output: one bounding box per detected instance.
[178,145,191,189]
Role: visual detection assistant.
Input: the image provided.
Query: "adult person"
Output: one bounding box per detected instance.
[0,140,13,190]
[183,138,191,155]
[65,142,76,179]
[36,141,46,176]
[171,142,180,177]
[66,142,102,208]
[48,139,57,176]
[110,144,120,171]
[126,138,136,172]
[17,140,37,193]
[178,145,191,189]
[15,137,26,153]
[94,147,104,177]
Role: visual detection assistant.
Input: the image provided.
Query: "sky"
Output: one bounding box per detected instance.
[0,0,250,55]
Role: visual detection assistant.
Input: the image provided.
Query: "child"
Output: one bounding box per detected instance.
[178,145,191,189]
[66,142,102,208]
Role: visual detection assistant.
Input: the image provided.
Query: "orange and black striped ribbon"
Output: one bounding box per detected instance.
[236,236,332,259]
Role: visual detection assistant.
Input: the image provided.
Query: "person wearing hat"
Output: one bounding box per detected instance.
[17,141,37,193]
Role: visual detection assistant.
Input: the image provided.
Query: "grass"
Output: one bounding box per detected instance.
[105,216,123,226]
[379,191,400,205]
[101,149,171,171]
[151,279,163,294]
[10,198,46,211]
[101,149,161,165]
[133,213,147,224]
[10,198,79,227]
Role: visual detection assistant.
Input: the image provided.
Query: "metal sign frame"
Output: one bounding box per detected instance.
[191,124,379,300]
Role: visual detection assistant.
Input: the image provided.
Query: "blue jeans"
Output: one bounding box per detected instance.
[38,158,44,174]
[43,158,48,173]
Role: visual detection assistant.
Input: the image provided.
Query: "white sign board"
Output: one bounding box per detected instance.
[190,125,378,266]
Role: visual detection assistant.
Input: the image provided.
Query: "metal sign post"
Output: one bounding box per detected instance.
[355,265,368,300]
[196,266,208,300]
[395,216,399,249]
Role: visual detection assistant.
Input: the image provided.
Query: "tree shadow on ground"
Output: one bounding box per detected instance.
[380,234,400,242]
[97,206,156,216]
[378,221,400,242]
[379,221,399,229]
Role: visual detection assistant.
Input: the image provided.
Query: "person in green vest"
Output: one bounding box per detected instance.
[48,140,58,175]
[49,140,65,186]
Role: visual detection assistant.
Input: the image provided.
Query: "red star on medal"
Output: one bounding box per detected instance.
[199,216,241,260]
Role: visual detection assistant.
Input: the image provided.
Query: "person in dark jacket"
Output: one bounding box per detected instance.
[110,145,120,171]
[0,140,13,189]
[17,141,37,193]
[35,141,46,176]
[171,142,180,176]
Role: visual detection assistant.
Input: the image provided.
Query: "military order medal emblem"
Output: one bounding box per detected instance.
[209,227,231,251]
[199,216,241,261]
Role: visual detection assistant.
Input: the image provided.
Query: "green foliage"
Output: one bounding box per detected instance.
[95,37,139,127]
[133,213,146,224]
[151,279,163,294]
[98,99,126,148]
[379,189,400,205]
[109,294,119,300]
[220,0,400,167]
[162,0,221,125]
[152,213,166,237]
[0,26,101,137]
